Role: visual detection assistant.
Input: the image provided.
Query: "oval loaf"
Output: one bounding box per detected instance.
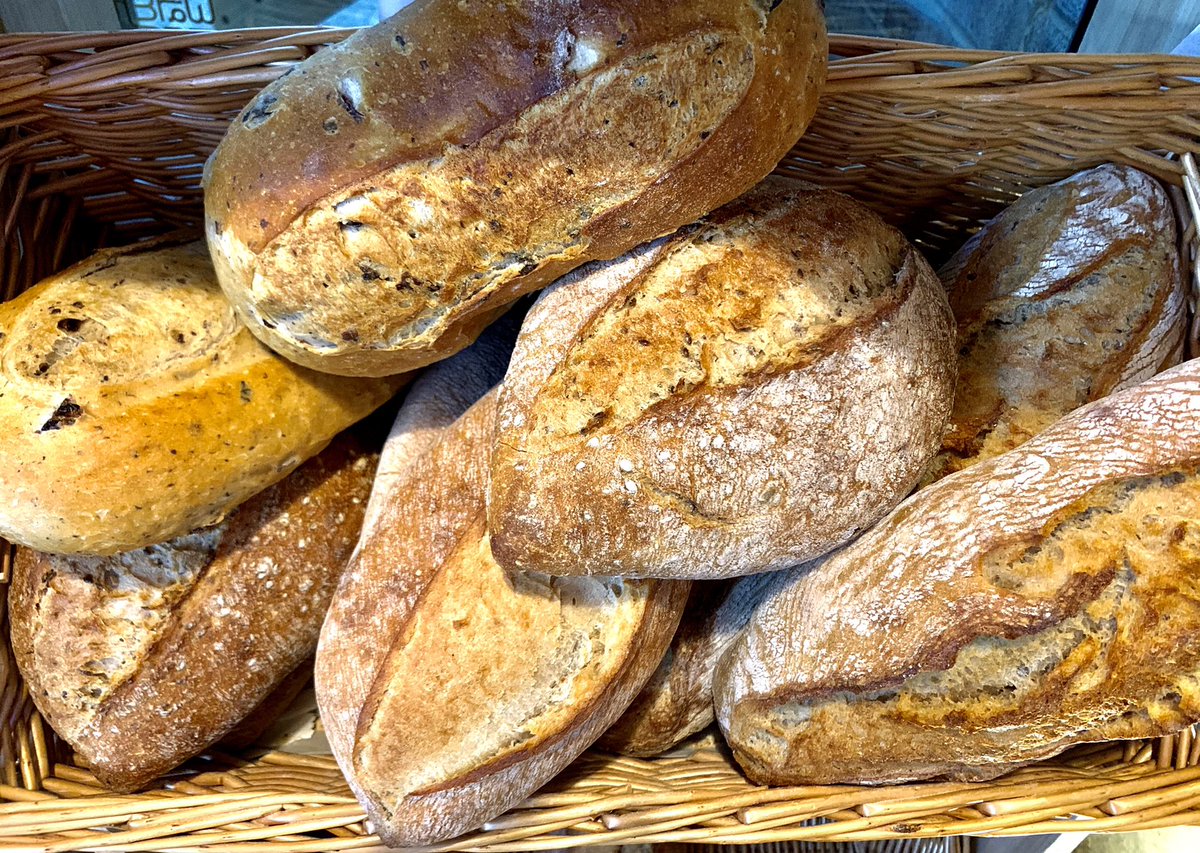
[203,0,828,376]
[0,237,401,555]
[715,359,1200,786]
[925,163,1186,483]
[316,337,689,845]
[316,315,522,805]
[10,428,379,792]
[489,177,957,579]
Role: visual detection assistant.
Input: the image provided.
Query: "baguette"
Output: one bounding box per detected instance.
[203,0,827,376]
[599,574,772,757]
[10,428,379,791]
[0,236,401,555]
[715,359,1200,785]
[489,178,957,579]
[924,164,1186,483]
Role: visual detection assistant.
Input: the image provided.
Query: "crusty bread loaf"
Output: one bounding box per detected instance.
[489,178,957,579]
[316,316,521,804]
[10,428,379,791]
[715,358,1200,786]
[924,164,1186,484]
[0,236,401,555]
[599,574,772,757]
[203,0,827,376]
[316,344,688,845]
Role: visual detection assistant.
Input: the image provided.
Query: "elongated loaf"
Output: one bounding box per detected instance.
[0,236,401,555]
[489,178,957,579]
[600,574,772,756]
[10,428,379,791]
[924,164,1186,483]
[715,359,1200,786]
[203,0,827,376]
[317,353,688,846]
[316,316,521,806]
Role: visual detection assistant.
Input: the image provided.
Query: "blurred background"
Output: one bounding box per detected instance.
[0,0,1195,55]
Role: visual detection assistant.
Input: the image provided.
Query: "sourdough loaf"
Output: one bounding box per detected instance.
[600,574,772,756]
[489,177,957,579]
[715,358,1200,785]
[10,428,379,791]
[203,0,827,376]
[316,340,688,845]
[925,164,1186,483]
[0,236,401,555]
[315,316,521,803]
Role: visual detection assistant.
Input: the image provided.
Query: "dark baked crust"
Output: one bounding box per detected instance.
[11,429,379,791]
[203,0,827,375]
[715,360,1200,785]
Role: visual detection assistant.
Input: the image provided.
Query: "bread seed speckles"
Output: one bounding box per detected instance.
[336,78,366,123]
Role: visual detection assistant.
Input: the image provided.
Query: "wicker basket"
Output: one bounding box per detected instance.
[1,27,1200,851]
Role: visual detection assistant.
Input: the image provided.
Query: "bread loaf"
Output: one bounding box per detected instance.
[489,178,957,579]
[316,342,689,845]
[316,317,522,803]
[925,164,1186,483]
[10,428,379,791]
[203,0,828,376]
[599,574,772,756]
[0,236,401,555]
[715,358,1200,786]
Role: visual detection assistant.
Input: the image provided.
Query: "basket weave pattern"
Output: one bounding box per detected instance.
[2,29,1200,850]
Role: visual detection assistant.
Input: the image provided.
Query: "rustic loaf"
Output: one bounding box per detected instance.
[925,163,1186,483]
[715,358,1200,786]
[599,574,772,757]
[203,0,828,376]
[316,345,688,846]
[10,428,379,792]
[489,177,957,579]
[316,316,522,804]
[0,236,401,555]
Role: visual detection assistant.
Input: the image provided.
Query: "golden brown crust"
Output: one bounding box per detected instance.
[203,0,827,375]
[316,330,688,844]
[599,575,771,756]
[0,236,402,555]
[715,359,1200,786]
[489,179,957,579]
[10,429,380,791]
[315,319,520,805]
[926,164,1186,483]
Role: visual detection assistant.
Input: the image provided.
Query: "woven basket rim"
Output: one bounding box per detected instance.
[0,29,1199,850]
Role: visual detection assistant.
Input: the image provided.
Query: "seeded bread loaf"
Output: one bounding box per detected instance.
[10,428,379,791]
[715,359,1200,786]
[0,236,402,555]
[600,574,772,756]
[924,164,1186,484]
[316,341,688,845]
[489,177,957,579]
[203,0,827,376]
